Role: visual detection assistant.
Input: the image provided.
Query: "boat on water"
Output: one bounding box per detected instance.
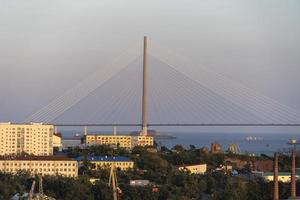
[245,136,263,141]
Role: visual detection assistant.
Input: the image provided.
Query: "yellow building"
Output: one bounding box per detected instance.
[76,156,134,171]
[263,170,300,183]
[53,133,62,149]
[85,135,132,148]
[133,136,154,147]
[0,122,54,156]
[178,164,207,174]
[84,134,154,148]
[0,156,78,177]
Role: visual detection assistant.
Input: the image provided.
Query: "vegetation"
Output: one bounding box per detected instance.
[1,145,299,200]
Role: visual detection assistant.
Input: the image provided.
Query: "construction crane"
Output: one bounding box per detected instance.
[109,163,121,200]
[28,180,36,200]
[28,175,55,200]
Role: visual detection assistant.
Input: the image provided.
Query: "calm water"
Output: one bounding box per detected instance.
[156,132,298,156]
[61,131,299,156]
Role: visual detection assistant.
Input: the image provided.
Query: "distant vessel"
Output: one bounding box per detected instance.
[245,136,263,141]
[74,133,81,137]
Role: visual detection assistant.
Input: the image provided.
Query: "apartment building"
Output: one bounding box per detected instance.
[0,156,78,177]
[84,134,154,148]
[0,122,54,156]
[76,156,134,171]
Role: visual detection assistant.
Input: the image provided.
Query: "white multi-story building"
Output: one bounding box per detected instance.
[0,122,54,156]
[0,156,78,177]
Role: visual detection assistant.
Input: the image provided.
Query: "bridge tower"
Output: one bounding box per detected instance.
[141,36,148,136]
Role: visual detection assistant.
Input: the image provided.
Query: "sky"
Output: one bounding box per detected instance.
[0,0,300,133]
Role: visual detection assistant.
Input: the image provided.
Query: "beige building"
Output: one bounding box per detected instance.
[263,170,300,183]
[53,133,62,149]
[76,156,134,171]
[178,164,207,174]
[0,156,78,177]
[84,134,154,148]
[0,122,54,156]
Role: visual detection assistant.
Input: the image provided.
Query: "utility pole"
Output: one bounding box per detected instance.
[288,138,298,199]
[291,149,296,198]
[273,152,279,200]
[141,36,148,136]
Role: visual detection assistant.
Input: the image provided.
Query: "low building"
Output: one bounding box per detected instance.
[133,135,154,147]
[178,164,207,174]
[89,178,100,184]
[130,180,150,186]
[263,169,300,183]
[215,165,233,173]
[253,160,273,172]
[225,158,248,169]
[84,134,154,148]
[0,156,78,177]
[76,156,134,171]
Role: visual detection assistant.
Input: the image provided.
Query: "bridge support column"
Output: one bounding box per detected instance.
[142,36,148,136]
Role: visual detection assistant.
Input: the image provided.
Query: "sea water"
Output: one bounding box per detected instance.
[61,131,299,156]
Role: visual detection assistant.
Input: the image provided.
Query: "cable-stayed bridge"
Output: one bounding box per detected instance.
[23,37,300,128]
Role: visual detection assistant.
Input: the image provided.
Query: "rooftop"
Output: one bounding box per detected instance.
[178,163,207,168]
[0,155,74,161]
[54,133,62,137]
[76,156,132,162]
[264,169,300,177]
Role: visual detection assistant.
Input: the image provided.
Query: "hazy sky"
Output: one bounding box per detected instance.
[0,0,300,133]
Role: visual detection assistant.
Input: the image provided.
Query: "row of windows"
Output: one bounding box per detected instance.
[0,169,77,177]
[2,168,76,172]
[0,162,76,167]
[95,162,133,166]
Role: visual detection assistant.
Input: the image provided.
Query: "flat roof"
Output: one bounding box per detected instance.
[0,122,52,125]
[76,156,132,162]
[86,134,131,136]
[0,156,75,161]
[178,163,207,168]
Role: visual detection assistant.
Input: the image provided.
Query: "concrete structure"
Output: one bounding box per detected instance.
[178,164,207,174]
[291,149,296,198]
[84,134,154,148]
[274,153,279,200]
[141,36,148,136]
[0,156,78,177]
[0,122,54,156]
[76,156,134,171]
[52,133,62,149]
